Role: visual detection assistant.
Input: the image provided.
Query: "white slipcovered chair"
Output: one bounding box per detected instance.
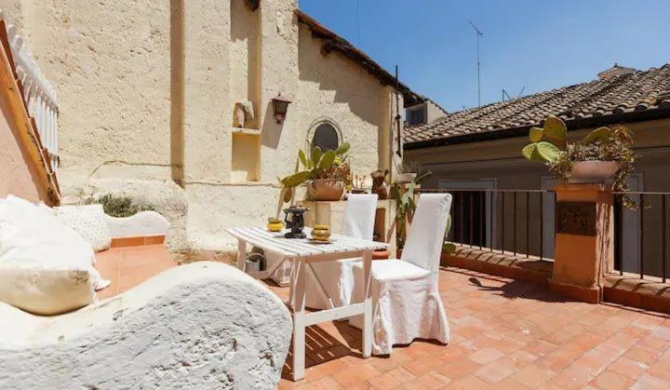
[351,193,452,355]
[305,194,378,309]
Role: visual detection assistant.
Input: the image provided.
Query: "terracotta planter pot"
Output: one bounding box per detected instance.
[569,161,619,184]
[372,248,390,260]
[307,179,345,201]
[396,173,417,184]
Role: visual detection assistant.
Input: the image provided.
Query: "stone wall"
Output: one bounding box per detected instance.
[0,0,400,254]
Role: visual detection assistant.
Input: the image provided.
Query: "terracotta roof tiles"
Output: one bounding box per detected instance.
[406,64,670,147]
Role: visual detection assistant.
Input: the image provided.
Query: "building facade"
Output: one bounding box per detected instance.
[0,0,421,253]
[405,64,670,275]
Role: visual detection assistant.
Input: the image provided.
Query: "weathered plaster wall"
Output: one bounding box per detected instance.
[296,25,386,176]
[0,86,48,202]
[11,0,173,187]
[0,0,400,253]
[182,0,231,184]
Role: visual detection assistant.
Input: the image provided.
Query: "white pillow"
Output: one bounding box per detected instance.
[54,204,112,252]
[0,196,106,315]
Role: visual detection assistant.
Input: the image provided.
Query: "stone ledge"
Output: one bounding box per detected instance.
[604,273,670,314]
[549,279,602,304]
[441,245,553,285]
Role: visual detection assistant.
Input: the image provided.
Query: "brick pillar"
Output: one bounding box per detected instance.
[549,184,614,304]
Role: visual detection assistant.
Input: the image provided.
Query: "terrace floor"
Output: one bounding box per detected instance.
[269,266,670,390]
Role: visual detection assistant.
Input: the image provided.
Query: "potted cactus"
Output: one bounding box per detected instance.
[279,143,351,203]
[522,115,634,185]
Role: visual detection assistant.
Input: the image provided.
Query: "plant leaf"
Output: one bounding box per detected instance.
[522,144,540,161]
[536,141,561,162]
[543,115,567,148]
[442,242,457,253]
[529,127,544,143]
[581,127,611,145]
[282,170,311,188]
[282,187,294,203]
[414,171,432,185]
[335,142,350,155]
[311,146,322,165]
[298,149,309,168]
[319,150,336,169]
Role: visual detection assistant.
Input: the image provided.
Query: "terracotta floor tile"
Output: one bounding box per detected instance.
[331,364,380,387]
[435,358,481,381]
[509,364,555,388]
[273,267,670,388]
[607,357,649,380]
[549,365,593,390]
[468,347,505,365]
[632,374,670,390]
[624,345,662,365]
[473,359,515,384]
[590,371,636,390]
[366,372,402,389]
[387,366,417,384]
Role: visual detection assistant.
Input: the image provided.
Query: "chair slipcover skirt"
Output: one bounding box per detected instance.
[350,260,450,355]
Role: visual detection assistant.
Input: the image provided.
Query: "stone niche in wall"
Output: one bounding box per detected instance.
[231,132,260,182]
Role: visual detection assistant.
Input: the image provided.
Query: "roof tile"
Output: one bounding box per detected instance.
[406,64,670,145]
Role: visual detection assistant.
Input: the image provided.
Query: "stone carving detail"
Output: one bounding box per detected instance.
[555,202,596,236]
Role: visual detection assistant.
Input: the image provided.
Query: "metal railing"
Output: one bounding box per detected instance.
[614,192,670,282]
[418,188,555,261]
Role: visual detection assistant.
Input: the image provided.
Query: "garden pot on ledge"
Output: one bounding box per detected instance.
[307,179,345,201]
[568,161,619,184]
[396,173,417,184]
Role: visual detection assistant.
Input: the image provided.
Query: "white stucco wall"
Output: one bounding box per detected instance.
[7,0,173,186]
[0,0,403,253]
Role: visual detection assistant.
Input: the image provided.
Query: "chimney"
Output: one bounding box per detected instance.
[597,63,637,80]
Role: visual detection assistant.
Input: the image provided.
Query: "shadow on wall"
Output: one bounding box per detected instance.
[261,101,284,149]
[170,0,185,187]
[230,0,261,130]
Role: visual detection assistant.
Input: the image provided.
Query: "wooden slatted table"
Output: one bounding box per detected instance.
[226,227,388,381]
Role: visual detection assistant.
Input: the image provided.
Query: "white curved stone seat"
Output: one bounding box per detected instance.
[105,210,171,238]
[0,261,292,389]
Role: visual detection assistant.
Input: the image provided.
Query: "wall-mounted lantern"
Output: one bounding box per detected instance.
[272,93,292,124]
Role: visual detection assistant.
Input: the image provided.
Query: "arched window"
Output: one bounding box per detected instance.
[310,123,340,152]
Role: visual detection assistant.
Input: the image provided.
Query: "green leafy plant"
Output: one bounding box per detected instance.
[277,143,351,208]
[390,170,431,249]
[522,115,636,208]
[86,194,155,218]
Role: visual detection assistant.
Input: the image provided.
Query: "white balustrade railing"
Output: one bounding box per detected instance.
[0,11,59,173]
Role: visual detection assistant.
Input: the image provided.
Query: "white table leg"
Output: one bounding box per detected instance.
[362,250,373,358]
[292,258,307,381]
[236,239,247,271]
[288,258,297,308]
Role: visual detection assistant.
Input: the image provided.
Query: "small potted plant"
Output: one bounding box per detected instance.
[390,170,431,250]
[279,143,351,203]
[522,115,635,189]
[350,174,367,194]
[395,160,422,184]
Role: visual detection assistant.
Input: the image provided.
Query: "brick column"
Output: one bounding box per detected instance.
[549,184,614,304]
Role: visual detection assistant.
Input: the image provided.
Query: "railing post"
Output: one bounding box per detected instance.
[549,184,614,304]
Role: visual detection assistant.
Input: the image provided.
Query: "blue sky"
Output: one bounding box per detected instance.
[298,0,670,112]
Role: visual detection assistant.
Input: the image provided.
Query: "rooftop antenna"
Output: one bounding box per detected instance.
[469,21,483,107]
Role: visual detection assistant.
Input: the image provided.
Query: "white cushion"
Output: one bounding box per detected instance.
[55,204,112,252]
[0,268,94,315]
[355,259,430,282]
[0,196,105,315]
